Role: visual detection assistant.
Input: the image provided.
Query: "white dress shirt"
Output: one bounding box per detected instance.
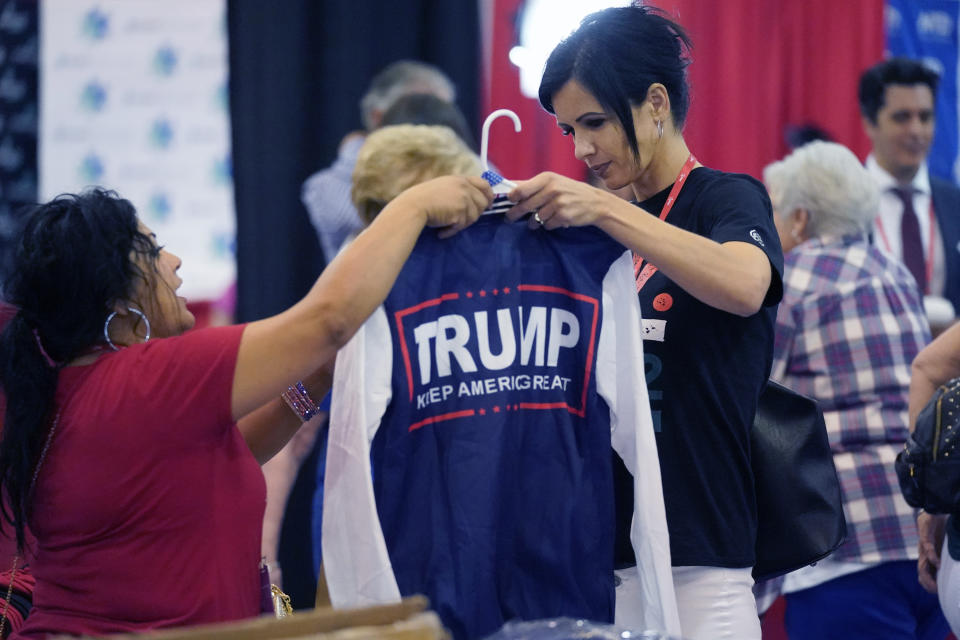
[866,155,946,297]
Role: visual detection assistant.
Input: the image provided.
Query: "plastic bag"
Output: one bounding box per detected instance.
[483,618,684,640]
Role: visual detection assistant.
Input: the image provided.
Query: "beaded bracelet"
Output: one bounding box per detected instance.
[280,381,321,422]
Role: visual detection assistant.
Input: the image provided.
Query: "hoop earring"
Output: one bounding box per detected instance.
[656,119,663,139]
[103,307,151,351]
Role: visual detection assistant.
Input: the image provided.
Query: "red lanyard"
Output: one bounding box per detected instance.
[633,153,698,292]
[874,198,936,295]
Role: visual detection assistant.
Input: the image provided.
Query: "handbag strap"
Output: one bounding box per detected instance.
[0,556,18,638]
[0,410,61,636]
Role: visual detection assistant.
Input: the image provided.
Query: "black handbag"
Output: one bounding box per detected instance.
[751,380,847,581]
[896,377,960,513]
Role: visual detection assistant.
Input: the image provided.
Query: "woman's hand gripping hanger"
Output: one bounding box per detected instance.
[480,109,522,215]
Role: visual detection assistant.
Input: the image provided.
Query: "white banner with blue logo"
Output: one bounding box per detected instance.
[886,0,960,183]
[39,0,235,300]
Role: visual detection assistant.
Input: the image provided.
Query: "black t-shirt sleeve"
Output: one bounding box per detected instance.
[695,173,785,307]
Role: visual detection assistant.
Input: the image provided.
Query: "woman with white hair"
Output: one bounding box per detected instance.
[764,141,947,639]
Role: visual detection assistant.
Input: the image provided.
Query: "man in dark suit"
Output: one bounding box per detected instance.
[860,57,960,639]
[859,58,960,317]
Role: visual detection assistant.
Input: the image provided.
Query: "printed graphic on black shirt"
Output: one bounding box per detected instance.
[627,166,783,567]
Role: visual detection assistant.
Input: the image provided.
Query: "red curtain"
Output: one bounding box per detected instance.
[485,0,885,181]
[482,0,587,182]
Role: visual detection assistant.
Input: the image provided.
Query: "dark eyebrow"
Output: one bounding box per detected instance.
[891,108,933,116]
[575,112,605,123]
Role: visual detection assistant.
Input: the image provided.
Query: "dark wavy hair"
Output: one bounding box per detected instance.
[538,4,693,159]
[0,189,156,551]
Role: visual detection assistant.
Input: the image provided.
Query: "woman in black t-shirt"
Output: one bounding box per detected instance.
[504,6,783,640]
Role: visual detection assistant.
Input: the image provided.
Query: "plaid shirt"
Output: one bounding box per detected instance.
[772,235,930,563]
[301,135,366,262]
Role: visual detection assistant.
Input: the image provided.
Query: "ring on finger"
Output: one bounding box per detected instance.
[533,211,544,226]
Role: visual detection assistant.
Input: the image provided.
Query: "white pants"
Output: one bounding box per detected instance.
[616,566,761,640]
[938,537,960,635]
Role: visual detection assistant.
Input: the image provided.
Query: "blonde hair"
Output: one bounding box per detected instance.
[352,124,481,225]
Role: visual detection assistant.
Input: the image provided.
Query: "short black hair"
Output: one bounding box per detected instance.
[858,57,939,123]
[380,93,476,151]
[538,4,693,158]
[784,122,834,150]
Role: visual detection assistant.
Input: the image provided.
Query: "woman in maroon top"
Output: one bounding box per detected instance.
[0,178,492,638]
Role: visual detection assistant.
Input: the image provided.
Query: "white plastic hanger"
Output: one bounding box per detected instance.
[480,108,521,194]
